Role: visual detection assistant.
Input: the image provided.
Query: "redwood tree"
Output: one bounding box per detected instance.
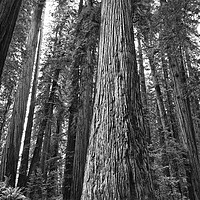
[0,0,23,81]
[1,0,46,186]
[81,0,155,199]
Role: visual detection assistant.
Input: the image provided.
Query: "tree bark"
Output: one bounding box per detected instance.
[1,0,45,187]
[81,0,155,199]
[137,35,151,143]
[161,56,179,140]
[47,107,64,198]
[63,1,84,198]
[168,49,200,199]
[28,67,60,179]
[63,56,79,200]
[27,94,50,179]
[149,55,169,135]
[40,68,60,180]
[71,49,94,200]
[0,0,23,81]
[0,90,12,141]
[17,27,42,188]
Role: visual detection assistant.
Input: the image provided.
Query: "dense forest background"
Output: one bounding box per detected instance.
[0,0,200,199]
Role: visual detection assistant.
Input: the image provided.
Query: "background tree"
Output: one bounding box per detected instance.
[0,0,46,187]
[0,0,23,81]
[0,0,199,199]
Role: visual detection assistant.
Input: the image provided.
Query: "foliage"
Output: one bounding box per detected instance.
[0,182,27,200]
[26,169,62,200]
[26,168,46,200]
[149,138,189,199]
[0,0,200,199]
[0,0,33,152]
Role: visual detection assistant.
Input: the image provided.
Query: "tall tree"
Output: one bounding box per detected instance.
[81,0,155,199]
[137,34,151,143]
[62,1,83,199]
[160,0,200,198]
[1,0,46,186]
[0,0,23,81]
[17,27,42,188]
[63,40,79,200]
[70,2,100,199]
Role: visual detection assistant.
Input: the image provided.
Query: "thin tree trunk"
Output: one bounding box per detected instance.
[185,49,200,155]
[27,99,50,179]
[63,58,79,200]
[62,1,83,198]
[137,34,151,143]
[149,55,169,134]
[71,49,94,200]
[161,56,179,140]
[47,107,64,198]
[50,108,64,169]
[17,27,42,188]
[162,55,187,197]
[40,68,61,179]
[1,0,45,186]
[28,68,60,179]
[81,0,155,199]
[168,48,200,199]
[41,116,52,178]
[0,0,23,81]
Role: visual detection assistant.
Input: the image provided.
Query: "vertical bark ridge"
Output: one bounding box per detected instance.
[81,1,155,199]
[168,48,200,199]
[2,0,46,186]
[17,27,42,188]
[71,48,94,200]
[63,53,79,200]
[137,35,151,143]
[0,0,23,81]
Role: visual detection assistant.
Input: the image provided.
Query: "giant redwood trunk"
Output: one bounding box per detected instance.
[1,0,45,187]
[0,0,23,81]
[81,0,155,199]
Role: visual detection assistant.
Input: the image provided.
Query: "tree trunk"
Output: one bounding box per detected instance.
[185,49,200,155]
[47,107,64,198]
[149,55,169,134]
[17,27,42,188]
[62,1,83,198]
[1,0,45,187]
[81,0,155,199]
[0,0,23,81]
[63,59,79,200]
[168,48,200,199]
[27,107,48,179]
[70,49,94,200]
[137,35,151,143]
[161,56,179,140]
[40,68,60,180]
[28,68,60,179]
